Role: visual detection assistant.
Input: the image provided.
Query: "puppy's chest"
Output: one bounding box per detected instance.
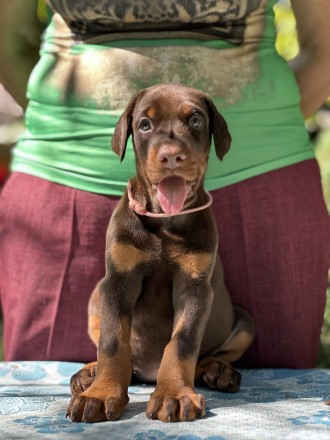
[129,229,214,381]
[141,227,215,279]
[130,252,179,382]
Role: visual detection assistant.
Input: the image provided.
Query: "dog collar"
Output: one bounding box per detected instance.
[127,180,213,218]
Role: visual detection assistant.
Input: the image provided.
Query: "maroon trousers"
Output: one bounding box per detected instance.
[1,160,329,367]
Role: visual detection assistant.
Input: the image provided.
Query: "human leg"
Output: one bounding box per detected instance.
[0,172,119,361]
[211,160,330,368]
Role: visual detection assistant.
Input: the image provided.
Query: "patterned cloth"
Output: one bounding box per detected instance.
[0,361,329,439]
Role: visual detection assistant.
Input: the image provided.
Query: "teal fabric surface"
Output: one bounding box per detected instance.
[0,362,329,439]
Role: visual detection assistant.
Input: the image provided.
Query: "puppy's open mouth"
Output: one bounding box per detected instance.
[156,176,189,215]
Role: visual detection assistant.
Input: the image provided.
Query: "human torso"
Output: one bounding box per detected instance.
[12,0,314,195]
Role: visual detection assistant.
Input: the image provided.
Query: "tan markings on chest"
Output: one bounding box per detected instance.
[169,247,213,279]
[109,242,152,273]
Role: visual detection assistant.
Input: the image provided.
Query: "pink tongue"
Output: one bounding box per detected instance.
[157,176,187,215]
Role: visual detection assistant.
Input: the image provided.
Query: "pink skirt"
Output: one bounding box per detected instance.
[1,160,329,367]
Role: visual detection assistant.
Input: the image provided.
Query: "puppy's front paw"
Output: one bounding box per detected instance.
[67,390,129,423]
[146,388,206,422]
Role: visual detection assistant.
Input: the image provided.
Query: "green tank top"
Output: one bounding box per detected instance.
[12,0,314,196]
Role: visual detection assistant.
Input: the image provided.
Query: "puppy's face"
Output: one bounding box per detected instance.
[112,84,231,215]
[132,87,212,213]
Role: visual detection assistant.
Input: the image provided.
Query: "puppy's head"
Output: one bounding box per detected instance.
[112,84,231,215]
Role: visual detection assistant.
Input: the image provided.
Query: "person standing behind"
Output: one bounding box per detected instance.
[0,0,329,368]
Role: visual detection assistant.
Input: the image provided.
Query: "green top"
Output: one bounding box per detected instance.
[12,0,314,196]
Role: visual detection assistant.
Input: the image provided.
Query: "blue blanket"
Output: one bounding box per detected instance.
[0,362,329,439]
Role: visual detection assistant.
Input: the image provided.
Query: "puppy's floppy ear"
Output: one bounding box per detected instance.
[204,96,232,161]
[112,91,141,161]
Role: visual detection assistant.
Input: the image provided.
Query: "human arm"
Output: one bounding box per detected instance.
[289,0,330,118]
[0,0,43,109]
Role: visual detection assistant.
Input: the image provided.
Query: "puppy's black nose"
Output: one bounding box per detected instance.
[157,145,187,169]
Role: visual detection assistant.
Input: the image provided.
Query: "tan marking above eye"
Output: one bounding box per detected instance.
[146,106,157,119]
[109,242,151,273]
[180,103,194,116]
[169,248,213,279]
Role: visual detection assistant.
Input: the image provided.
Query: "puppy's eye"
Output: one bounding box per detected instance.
[189,114,203,130]
[139,118,152,132]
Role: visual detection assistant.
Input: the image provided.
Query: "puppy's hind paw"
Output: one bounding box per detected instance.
[70,362,97,395]
[196,358,241,393]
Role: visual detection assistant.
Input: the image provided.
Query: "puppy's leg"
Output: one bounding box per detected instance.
[67,242,144,423]
[146,276,214,423]
[69,284,101,394]
[88,281,101,347]
[196,307,255,392]
[67,315,132,422]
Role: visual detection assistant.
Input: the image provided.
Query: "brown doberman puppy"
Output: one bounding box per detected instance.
[67,83,254,423]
